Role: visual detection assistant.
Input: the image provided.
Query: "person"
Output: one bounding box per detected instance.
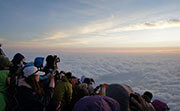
[83,77,95,95]
[15,66,55,111]
[130,93,155,111]
[40,55,60,88]
[0,44,6,56]
[73,95,120,111]
[152,99,170,111]
[52,72,73,111]
[6,53,26,106]
[142,91,153,103]
[0,55,12,111]
[106,84,132,111]
[8,53,26,85]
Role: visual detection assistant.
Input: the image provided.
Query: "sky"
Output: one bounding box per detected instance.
[0,0,180,53]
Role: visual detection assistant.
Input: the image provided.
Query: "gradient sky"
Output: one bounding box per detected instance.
[0,0,180,52]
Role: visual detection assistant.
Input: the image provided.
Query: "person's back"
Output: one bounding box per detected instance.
[53,75,72,111]
[53,76,72,104]
[0,55,12,111]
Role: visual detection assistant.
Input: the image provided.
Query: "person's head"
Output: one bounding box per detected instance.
[23,66,45,95]
[65,72,73,83]
[23,66,45,82]
[142,91,153,103]
[0,43,1,47]
[34,57,44,70]
[45,55,60,69]
[0,55,12,70]
[12,53,25,67]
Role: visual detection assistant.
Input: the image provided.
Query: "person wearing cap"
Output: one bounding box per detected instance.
[52,72,73,111]
[40,55,60,89]
[8,53,26,88]
[0,55,12,111]
[15,66,55,111]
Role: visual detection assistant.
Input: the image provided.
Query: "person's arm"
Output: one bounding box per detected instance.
[35,77,55,107]
[131,93,155,111]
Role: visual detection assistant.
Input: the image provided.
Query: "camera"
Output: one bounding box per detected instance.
[56,57,60,62]
[53,55,60,63]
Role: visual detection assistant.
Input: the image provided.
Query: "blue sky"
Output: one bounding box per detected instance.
[0,0,180,52]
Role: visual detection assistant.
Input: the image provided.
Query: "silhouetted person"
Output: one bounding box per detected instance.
[0,44,6,56]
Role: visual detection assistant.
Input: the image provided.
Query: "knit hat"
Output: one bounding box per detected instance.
[142,91,153,103]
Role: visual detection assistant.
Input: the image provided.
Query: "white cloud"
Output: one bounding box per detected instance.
[108,19,180,33]
[58,53,180,111]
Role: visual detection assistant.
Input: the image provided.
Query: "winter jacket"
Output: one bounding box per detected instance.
[53,76,72,106]
[73,95,120,111]
[16,79,54,111]
[0,70,9,111]
[152,99,169,111]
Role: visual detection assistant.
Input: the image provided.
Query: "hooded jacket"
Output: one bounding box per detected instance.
[0,70,9,111]
[73,95,120,111]
[53,76,72,105]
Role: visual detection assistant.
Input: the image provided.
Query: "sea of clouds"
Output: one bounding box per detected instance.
[60,53,180,111]
[6,50,180,111]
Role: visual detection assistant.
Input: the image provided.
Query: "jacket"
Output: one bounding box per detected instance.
[0,70,9,111]
[16,79,54,111]
[53,76,72,105]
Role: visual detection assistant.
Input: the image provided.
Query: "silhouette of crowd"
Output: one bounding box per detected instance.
[0,45,170,111]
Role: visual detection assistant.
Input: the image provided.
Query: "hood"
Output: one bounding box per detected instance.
[106,84,130,111]
[18,78,32,89]
[61,76,69,82]
[34,57,44,68]
[74,95,120,111]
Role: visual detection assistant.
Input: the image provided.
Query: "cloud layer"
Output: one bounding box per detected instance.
[58,53,180,111]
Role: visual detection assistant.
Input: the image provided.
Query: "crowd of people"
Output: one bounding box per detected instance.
[0,44,170,111]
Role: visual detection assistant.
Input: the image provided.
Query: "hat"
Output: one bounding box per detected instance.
[23,66,45,77]
[12,53,25,65]
[65,72,73,79]
[0,55,12,68]
[142,91,153,103]
[34,57,44,68]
